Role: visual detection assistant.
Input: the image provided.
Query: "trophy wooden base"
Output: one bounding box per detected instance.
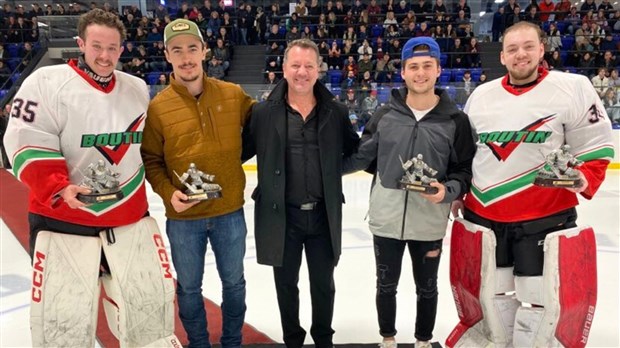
[398,180,439,194]
[77,190,124,204]
[534,176,583,188]
[184,189,222,202]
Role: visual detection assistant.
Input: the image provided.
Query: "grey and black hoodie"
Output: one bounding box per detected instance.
[344,87,476,241]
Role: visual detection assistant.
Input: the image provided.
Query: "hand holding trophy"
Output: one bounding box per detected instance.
[398,154,439,194]
[77,159,124,203]
[174,163,222,202]
[534,144,584,188]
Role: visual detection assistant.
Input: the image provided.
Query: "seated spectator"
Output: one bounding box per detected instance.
[343,25,357,41]
[415,21,431,37]
[286,25,301,42]
[120,41,138,69]
[545,50,564,70]
[301,26,314,40]
[286,12,302,32]
[318,41,330,61]
[546,23,562,51]
[591,67,610,96]
[318,56,329,84]
[456,70,476,105]
[207,56,225,80]
[342,39,357,57]
[523,6,540,24]
[357,39,373,59]
[374,53,397,83]
[344,89,361,115]
[578,51,596,77]
[128,57,147,81]
[403,21,418,38]
[600,50,617,71]
[555,0,572,21]
[147,26,163,43]
[478,72,488,84]
[608,68,620,91]
[204,28,217,47]
[385,24,400,40]
[341,70,359,93]
[450,37,468,68]
[349,113,360,132]
[18,41,36,72]
[383,11,398,28]
[343,56,359,77]
[328,41,342,69]
[602,88,617,109]
[358,53,374,78]
[135,26,147,44]
[539,0,555,22]
[266,23,284,53]
[467,37,480,67]
[359,70,374,98]
[361,90,379,125]
[0,60,11,89]
[213,38,230,71]
[148,41,167,72]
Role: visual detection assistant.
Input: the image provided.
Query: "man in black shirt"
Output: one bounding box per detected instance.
[243,39,359,348]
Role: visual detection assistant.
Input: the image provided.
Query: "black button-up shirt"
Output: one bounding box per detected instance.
[285,103,324,206]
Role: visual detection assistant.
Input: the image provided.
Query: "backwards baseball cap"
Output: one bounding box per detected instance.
[401,37,441,63]
[164,19,204,47]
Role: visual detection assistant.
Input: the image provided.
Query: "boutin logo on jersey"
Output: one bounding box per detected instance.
[479,114,556,162]
[80,114,145,164]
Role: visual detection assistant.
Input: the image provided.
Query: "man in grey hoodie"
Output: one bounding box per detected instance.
[344,37,476,348]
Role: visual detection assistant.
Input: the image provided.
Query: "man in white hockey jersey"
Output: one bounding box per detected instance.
[3,9,180,348]
[447,21,615,348]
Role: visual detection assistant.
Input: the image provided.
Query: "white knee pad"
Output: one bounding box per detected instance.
[30,231,102,348]
[100,217,179,347]
[513,226,597,348]
[446,218,520,348]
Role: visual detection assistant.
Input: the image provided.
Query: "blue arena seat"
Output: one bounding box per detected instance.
[328,69,342,85]
[561,36,575,50]
[440,68,452,83]
[7,43,21,58]
[146,72,160,85]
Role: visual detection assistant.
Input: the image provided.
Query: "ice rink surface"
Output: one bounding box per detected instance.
[1,170,618,347]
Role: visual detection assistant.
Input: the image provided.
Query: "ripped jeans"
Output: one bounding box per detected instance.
[373,235,443,341]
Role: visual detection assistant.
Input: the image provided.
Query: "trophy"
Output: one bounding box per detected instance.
[173,163,222,202]
[534,144,584,188]
[398,154,439,194]
[77,160,124,203]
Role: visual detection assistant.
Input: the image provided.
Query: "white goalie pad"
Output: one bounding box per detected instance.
[446,218,519,348]
[30,231,102,348]
[513,226,597,348]
[100,216,179,347]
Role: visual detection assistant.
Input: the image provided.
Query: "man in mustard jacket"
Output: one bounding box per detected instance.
[141,19,255,348]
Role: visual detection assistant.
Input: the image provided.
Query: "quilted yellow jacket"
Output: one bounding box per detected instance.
[141,73,255,219]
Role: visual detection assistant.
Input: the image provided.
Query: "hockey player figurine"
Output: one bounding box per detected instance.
[78,160,125,203]
[534,145,584,188]
[174,163,222,201]
[399,154,439,194]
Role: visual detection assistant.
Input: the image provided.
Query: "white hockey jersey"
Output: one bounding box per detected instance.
[464,69,615,222]
[4,61,150,227]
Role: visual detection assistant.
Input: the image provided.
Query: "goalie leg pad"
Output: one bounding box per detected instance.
[446,218,519,348]
[30,231,102,348]
[100,216,178,347]
[512,226,597,348]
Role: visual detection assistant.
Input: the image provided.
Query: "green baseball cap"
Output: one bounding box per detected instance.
[164,19,204,47]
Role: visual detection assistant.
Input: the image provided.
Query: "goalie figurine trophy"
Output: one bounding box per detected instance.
[398,154,439,194]
[534,144,584,188]
[77,160,124,203]
[174,163,222,202]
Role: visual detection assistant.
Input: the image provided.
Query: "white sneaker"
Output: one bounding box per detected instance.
[379,340,397,348]
[415,340,432,348]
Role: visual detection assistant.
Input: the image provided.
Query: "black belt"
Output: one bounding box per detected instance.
[288,202,322,211]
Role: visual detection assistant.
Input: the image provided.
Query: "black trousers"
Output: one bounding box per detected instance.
[273,204,335,348]
[374,235,443,342]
